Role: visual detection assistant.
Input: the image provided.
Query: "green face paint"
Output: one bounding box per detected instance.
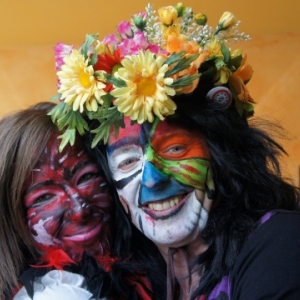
[146,145,210,191]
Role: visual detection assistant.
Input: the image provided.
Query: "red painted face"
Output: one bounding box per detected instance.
[23,132,112,262]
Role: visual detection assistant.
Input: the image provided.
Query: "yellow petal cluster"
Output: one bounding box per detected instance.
[110,50,177,123]
[218,11,238,30]
[57,50,106,112]
[158,5,178,26]
[205,38,224,59]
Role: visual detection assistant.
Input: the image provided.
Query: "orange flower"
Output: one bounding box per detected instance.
[229,53,254,103]
[235,54,253,83]
[166,35,199,54]
[171,50,209,94]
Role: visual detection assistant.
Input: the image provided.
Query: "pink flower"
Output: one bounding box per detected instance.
[117,21,133,38]
[118,32,149,55]
[133,31,149,49]
[53,42,73,71]
[103,34,119,48]
[147,44,160,54]
[118,38,140,55]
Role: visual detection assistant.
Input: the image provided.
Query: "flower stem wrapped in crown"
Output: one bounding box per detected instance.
[49,2,254,151]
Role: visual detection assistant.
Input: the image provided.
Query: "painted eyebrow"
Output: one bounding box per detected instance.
[24,161,96,195]
[107,136,141,155]
[65,160,98,180]
[24,179,56,196]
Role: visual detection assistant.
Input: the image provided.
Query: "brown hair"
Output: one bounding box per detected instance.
[0,102,56,298]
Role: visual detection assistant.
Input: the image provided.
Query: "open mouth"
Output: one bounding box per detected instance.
[142,193,189,220]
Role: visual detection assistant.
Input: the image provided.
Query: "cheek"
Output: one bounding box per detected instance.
[117,175,141,207]
[27,204,65,235]
[79,180,112,211]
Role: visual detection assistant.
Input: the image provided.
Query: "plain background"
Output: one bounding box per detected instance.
[0,0,299,185]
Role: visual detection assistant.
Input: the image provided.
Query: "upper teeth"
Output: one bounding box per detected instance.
[148,196,180,211]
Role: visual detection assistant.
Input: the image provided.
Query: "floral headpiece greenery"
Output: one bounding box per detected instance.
[49,2,254,151]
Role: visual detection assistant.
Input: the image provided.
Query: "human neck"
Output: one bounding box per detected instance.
[157,238,207,300]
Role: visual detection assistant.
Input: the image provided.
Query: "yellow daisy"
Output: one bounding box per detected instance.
[57,49,106,112]
[110,50,176,123]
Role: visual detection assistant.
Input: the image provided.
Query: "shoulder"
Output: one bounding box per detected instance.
[230,210,300,300]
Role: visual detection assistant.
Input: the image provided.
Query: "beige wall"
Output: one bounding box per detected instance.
[0,0,299,185]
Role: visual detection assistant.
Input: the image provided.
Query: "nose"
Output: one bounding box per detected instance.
[139,160,193,205]
[63,185,90,221]
[141,160,169,189]
[139,161,170,204]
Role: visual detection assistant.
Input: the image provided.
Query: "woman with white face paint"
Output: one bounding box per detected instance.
[50,2,300,299]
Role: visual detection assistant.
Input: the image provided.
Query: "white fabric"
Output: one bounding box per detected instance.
[14,270,93,300]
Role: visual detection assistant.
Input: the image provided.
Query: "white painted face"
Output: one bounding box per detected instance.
[107,118,214,248]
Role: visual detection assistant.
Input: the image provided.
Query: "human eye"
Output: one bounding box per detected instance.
[33,194,55,206]
[163,144,187,158]
[25,192,56,208]
[75,164,100,187]
[118,156,140,171]
[108,145,143,175]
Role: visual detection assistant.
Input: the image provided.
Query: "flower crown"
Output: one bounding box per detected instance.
[49,2,254,151]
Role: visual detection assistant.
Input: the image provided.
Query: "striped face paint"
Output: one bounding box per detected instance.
[107,117,214,248]
[23,132,113,262]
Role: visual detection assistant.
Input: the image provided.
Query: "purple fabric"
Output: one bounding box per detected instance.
[204,210,278,300]
[207,276,230,300]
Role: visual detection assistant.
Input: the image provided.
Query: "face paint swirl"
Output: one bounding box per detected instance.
[107,118,213,248]
[23,133,113,261]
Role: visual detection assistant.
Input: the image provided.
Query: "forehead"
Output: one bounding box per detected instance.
[37,131,87,169]
[108,117,200,146]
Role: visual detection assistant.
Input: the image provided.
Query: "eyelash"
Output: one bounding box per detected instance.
[32,193,55,207]
[118,157,140,169]
[77,172,98,185]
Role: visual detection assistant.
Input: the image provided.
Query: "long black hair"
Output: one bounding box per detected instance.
[170,86,300,298]
[83,131,167,299]
[85,83,299,299]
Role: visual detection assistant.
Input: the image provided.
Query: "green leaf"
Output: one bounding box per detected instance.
[101,93,115,110]
[104,73,127,87]
[57,109,89,135]
[58,129,76,152]
[221,42,231,63]
[230,54,243,70]
[90,106,124,146]
[164,51,186,66]
[200,66,217,81]
[165,53,200,77]
[80,34,98,58]
[214,57,226,70]
[89,51,98,66]
[48,101,68,125]
[170,73,201,87]
[50,93,62,102]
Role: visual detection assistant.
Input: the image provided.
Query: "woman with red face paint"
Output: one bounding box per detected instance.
[0,102,166,299]
[49,3,300,300]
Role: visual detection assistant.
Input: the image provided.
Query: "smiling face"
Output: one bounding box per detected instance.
[23,132,113,262]
[107,118,214,248]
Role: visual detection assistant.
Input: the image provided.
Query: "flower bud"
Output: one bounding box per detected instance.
[117,21,133,38]
[158,5,178,26]
[175,2,185,17]
[217,11,237,32]
[194,12,207,26]
[132,12,147,31]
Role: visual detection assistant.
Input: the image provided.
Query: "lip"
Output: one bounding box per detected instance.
[142,192,189,220]
[62,224,102,242]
